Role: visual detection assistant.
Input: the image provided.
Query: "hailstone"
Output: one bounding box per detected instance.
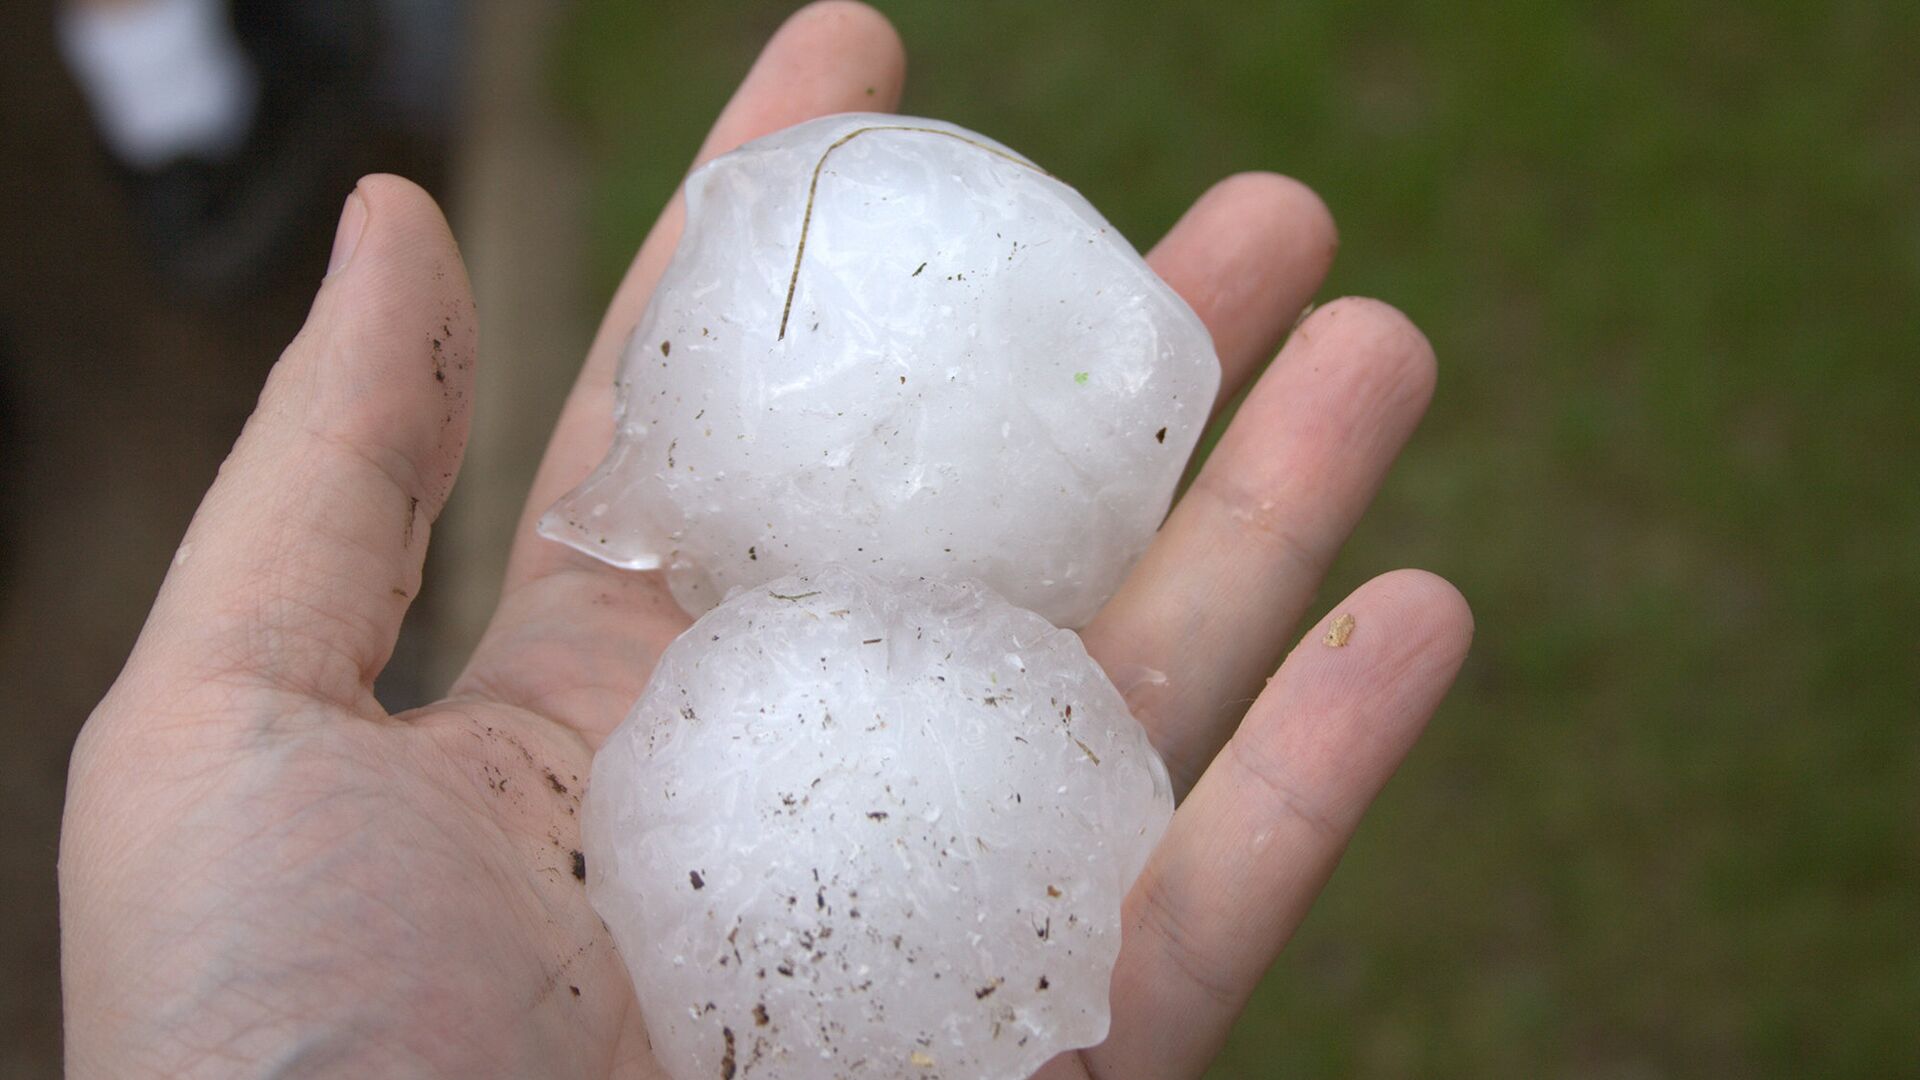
[539,113,1220,627]
[584,567,1173,1080]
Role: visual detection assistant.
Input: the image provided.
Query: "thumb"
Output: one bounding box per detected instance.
[128,175,477,715]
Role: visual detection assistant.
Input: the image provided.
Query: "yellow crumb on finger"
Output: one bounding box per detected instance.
[1324,612,1356,647]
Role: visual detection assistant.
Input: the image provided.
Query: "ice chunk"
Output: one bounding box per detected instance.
[540,114,1220,627]
[584,567,1173,1080]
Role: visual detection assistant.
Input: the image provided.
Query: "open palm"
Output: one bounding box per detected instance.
[59,5,1471,1077]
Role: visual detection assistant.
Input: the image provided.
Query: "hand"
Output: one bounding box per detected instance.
[59,4,1472,1076]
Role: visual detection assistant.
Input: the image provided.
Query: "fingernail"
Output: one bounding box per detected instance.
[326,189,368,278]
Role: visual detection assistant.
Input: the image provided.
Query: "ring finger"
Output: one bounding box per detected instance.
[1083,296,1441,793]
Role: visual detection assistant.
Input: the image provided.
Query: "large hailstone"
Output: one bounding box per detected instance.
[540,114,1219,627]
[584,567,1173,1080]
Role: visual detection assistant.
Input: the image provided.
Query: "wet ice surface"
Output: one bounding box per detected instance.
[540,114,1220,627]
[584,568,1173,1080]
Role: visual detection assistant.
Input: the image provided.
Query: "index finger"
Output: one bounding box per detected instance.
[456,2,909,733]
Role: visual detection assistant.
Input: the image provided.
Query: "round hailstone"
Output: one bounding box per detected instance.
[540,113,1220,627]
[584,567,1173,1080]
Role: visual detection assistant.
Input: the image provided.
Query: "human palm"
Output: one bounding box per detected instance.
[60,5,1471,1077]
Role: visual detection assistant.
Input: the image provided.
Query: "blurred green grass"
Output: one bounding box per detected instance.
[550,1,1920,1074]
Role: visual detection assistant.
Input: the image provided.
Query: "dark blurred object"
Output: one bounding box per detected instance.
[113,0,379,299]
[74,0,464,301]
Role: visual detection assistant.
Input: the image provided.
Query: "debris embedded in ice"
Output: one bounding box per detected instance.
[584,567,1174,1080]
[540,113,1220,627]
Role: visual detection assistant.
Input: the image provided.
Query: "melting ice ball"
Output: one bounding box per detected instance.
[540,114,1220,627]
[584,567,1173,1080]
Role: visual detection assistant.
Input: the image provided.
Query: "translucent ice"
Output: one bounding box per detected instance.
[540,114,1220,627]
[584,567,1173,1080]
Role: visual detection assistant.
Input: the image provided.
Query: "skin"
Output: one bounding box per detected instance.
[58,4,1473,1077]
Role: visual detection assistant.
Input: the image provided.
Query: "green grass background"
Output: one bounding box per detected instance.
[550,2,1919,1074]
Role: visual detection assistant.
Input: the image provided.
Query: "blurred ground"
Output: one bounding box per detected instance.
[2,0,1916,1077]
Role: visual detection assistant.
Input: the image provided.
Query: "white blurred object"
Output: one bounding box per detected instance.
[58,0,258,168]
[540,114,1220,627]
